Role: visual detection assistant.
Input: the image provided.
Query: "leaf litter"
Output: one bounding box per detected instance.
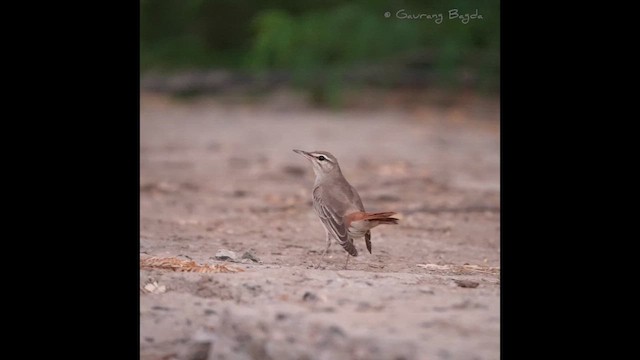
[141,256,244,273]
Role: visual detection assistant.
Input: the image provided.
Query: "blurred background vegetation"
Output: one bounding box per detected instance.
[141,0,499,106]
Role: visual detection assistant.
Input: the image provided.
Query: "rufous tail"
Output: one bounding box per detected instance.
[361,211,399,224]
[345,211,400,225]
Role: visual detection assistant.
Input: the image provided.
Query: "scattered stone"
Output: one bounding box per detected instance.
[241,251,260,263]
[184,341,211,360]
[419,287,435,295]
[454,279,479,288]
[356,302,372,311]
[140,181,177,194]
[327,325,345,336]
[243,283,263,296]
[233,189,248,197]
[452,300,487,309]
[302,291,319,302]
[180,182,199,191]
[195,287,216,298]
[452,300,472,309]
[142,281,167,294]
[214,249,238,261]
[204,309,216,316]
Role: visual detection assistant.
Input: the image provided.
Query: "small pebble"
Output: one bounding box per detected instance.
[302,291,319,302]
[454,279,479,288]
[214,249,238,261]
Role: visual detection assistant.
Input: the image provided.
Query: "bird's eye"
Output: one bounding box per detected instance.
[317,156,326,161]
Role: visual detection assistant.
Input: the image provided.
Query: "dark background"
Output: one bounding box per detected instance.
[141,0,499,106]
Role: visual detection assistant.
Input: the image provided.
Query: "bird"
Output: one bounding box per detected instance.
[293,149,399,269]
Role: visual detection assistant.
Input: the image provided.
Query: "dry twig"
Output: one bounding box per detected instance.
[416,263,500,275]
[140,256,244,273]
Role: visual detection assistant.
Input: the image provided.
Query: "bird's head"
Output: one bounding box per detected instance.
[293,149,340,179]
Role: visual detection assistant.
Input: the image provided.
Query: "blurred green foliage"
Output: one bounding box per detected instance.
[141,0,499,104]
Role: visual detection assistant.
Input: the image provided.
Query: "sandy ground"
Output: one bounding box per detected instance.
[140,91,500,360]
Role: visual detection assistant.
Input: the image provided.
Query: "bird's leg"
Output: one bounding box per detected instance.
[315,230,332,269]
[344,253,350,269]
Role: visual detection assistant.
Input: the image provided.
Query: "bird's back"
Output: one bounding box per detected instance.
[314,171,364,216]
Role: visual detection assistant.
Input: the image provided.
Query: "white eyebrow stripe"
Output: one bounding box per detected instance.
[311,153,332,161]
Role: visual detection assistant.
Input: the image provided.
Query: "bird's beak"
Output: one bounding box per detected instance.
[293,149,312,160]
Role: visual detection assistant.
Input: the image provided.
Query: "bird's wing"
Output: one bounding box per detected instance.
[349,185,366,212]
[350,184,371,254]
[313,186,357,256]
